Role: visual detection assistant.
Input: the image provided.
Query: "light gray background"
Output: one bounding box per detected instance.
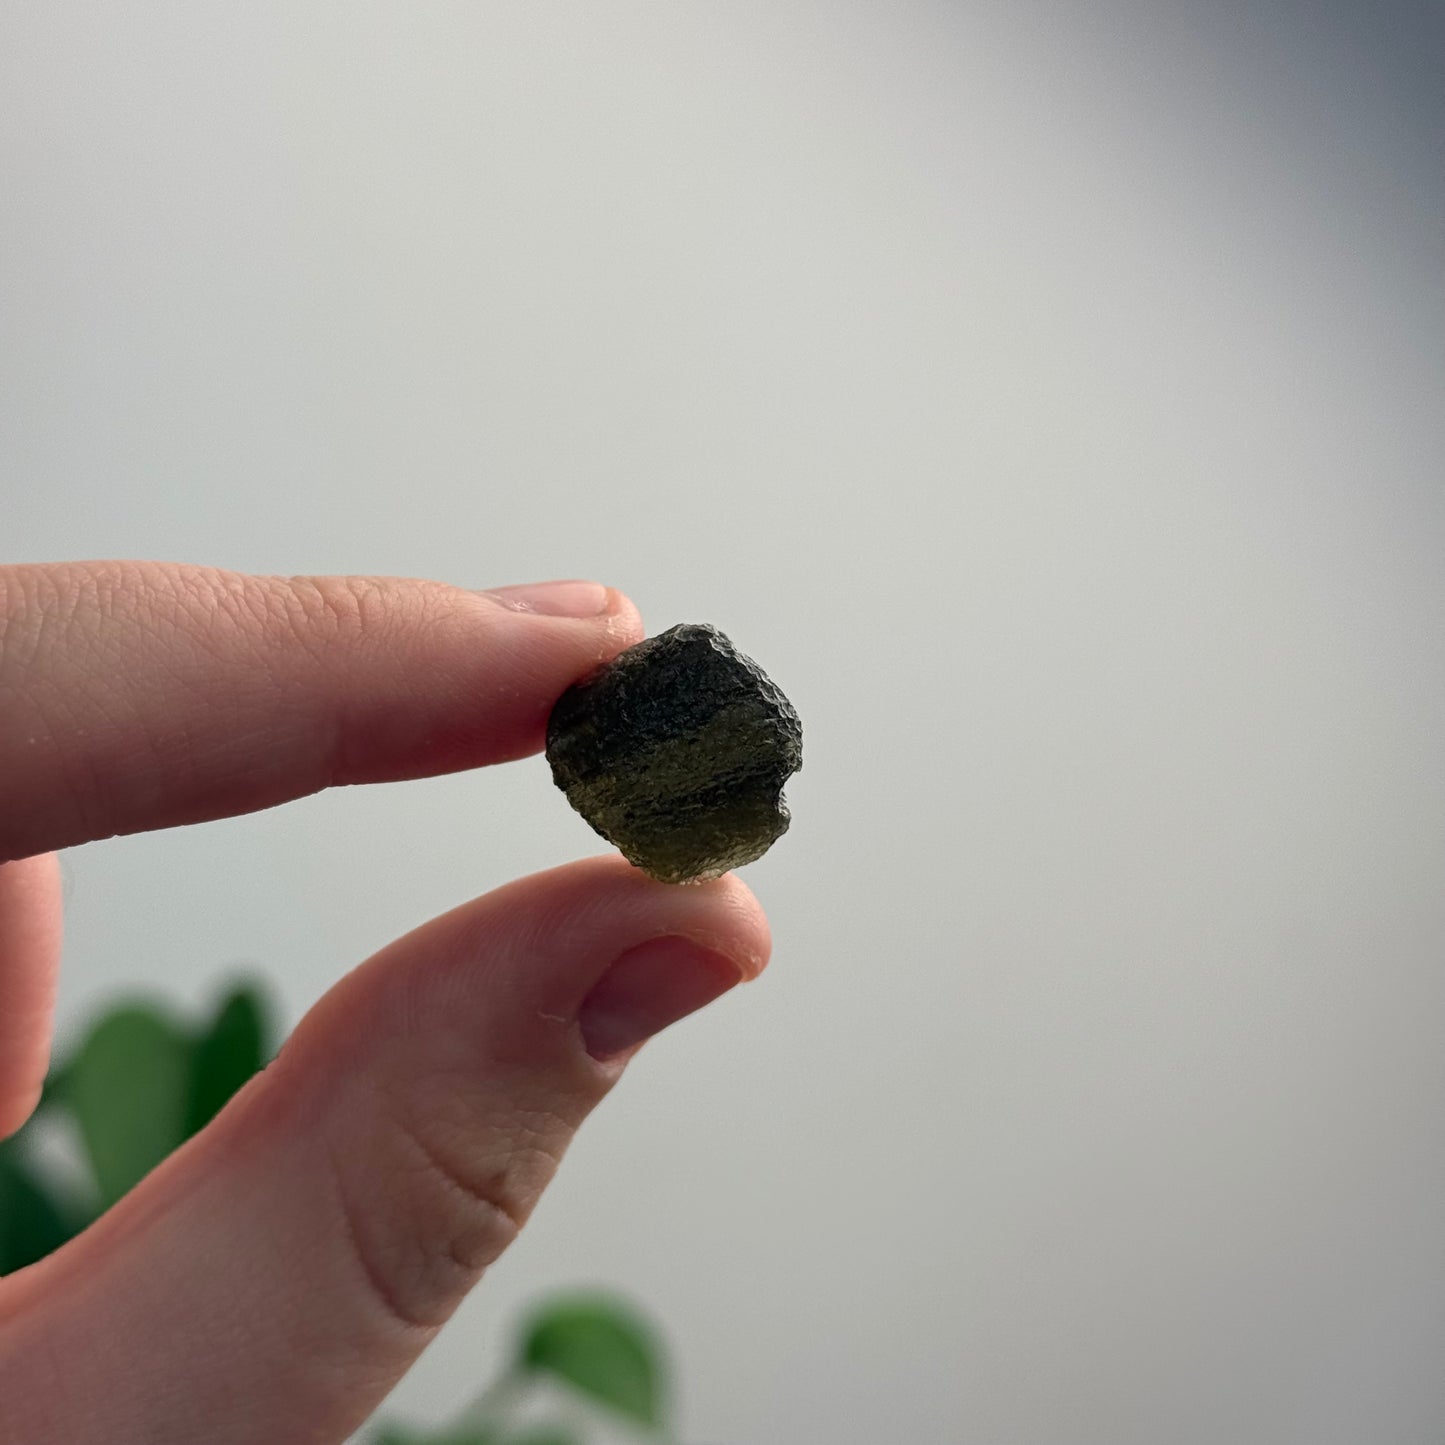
[3,3,1443,1442]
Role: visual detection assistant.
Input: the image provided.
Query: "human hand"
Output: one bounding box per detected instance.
[0,563,769,1444]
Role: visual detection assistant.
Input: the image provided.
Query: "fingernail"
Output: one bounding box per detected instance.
[484,580,613,618]
[579,936,747,1061]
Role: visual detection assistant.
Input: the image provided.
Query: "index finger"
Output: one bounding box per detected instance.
[0,562,642,862]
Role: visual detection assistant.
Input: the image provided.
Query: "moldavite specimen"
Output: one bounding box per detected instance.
[546,624,802,884]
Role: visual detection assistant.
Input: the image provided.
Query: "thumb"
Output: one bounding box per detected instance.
[0,856,769,1445]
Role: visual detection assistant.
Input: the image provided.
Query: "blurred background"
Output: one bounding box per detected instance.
[3,2,1443,1441]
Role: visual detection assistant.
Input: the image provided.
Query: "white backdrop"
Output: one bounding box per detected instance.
[3,4,1443,1441]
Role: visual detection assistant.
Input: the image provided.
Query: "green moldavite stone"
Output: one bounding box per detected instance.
[546,624,802,884]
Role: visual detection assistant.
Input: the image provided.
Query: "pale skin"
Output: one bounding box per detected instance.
[0,562,770,1444]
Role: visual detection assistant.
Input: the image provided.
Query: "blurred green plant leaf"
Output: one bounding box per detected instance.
[66,1004,193,1208]
[0,1139,76,1274]
[369,1429,427,1445]
[370,1425,502,1445]
[184,982,271,1136]
[518,1293,666,1430]
[500,1429,579,1445]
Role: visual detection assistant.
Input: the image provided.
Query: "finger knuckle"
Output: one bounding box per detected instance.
[274,575,393,651]
[0,565,91,691]
[0,567,121,855]
[328,1098,557,1333]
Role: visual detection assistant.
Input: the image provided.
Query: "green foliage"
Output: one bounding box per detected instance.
[63,1005,194,1208]
[370,1413,581,1445]
[184,983,270,1136]
[386,1427,496,1445]
[0,980,276,1255]
[0,1137,76,1274]
[382,1418,586,1445]
[379,1291,669,1443]
[518,1294,667,1430]
[385,1289,668,1441]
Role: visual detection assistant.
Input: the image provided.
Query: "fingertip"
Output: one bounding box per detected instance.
[598,587,646,656]
[0,854,61,1138]
[0,1082,42,1142]
[482,580,613,618]
[305,854,770,1070]
[477,580,642,643]
[578,934,747,1060]
[317,580,644,785]
[676,867,773,982]
[498,852,771,985]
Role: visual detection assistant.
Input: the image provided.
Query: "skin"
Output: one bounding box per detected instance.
[0,562,770,1444]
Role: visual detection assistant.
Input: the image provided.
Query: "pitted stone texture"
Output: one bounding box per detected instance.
[546,624,802,883]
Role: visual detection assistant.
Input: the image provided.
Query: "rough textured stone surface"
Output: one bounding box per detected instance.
[546,623,802,883]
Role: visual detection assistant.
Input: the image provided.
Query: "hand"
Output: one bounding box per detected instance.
[0,562,770,1444]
